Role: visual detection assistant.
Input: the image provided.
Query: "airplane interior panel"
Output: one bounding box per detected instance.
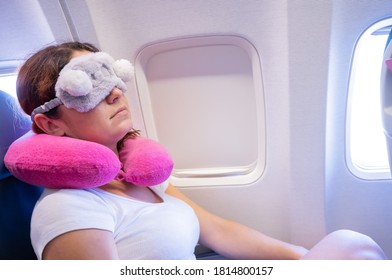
[135,35,265,187]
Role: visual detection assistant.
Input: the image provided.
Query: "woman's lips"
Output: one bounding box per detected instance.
[111,106,128,119]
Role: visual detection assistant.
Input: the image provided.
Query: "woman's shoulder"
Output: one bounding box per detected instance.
[35,188,111,212]
[31,188,117,259]
[39,187,100,199]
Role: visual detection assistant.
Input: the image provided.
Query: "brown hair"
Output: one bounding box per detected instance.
[17,42,99,133]
[117,129,141,150]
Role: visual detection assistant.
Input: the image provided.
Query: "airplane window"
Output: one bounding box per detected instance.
[135,36,266,187]
[0,74,18,98]
[347,19,392,179]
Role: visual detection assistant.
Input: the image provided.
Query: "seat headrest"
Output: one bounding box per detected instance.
[0,90,31,180]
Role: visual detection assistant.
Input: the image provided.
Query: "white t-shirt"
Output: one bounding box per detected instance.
[30,182,200,260]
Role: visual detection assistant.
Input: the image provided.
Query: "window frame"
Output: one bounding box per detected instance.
[346,18,392,180]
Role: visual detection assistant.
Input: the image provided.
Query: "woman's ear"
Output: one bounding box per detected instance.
[33,114,65,136]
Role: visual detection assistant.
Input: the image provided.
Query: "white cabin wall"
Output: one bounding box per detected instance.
[286,0,332,247]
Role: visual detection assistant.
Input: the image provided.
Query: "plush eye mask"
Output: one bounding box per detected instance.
[30,52,134,120]
[4,132,174,189]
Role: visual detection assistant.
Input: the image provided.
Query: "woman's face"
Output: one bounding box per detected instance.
[54,50,133,151]
[56,87,133,151]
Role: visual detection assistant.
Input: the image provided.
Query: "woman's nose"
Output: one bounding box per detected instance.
[106,87,123,104]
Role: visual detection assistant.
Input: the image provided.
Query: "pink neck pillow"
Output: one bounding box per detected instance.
[4,132,173,189]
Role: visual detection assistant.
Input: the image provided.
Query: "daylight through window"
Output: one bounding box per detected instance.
[347,19,392,179]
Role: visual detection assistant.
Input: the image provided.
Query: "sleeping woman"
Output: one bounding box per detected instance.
[10,41,387,260]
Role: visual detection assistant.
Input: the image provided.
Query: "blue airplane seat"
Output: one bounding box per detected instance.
[0,90,43,260]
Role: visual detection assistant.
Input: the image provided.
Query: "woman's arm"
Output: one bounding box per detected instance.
[166,184,308,260]
[42,229,119,260]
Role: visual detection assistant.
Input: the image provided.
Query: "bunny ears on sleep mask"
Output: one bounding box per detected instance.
[30,52,134,120]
